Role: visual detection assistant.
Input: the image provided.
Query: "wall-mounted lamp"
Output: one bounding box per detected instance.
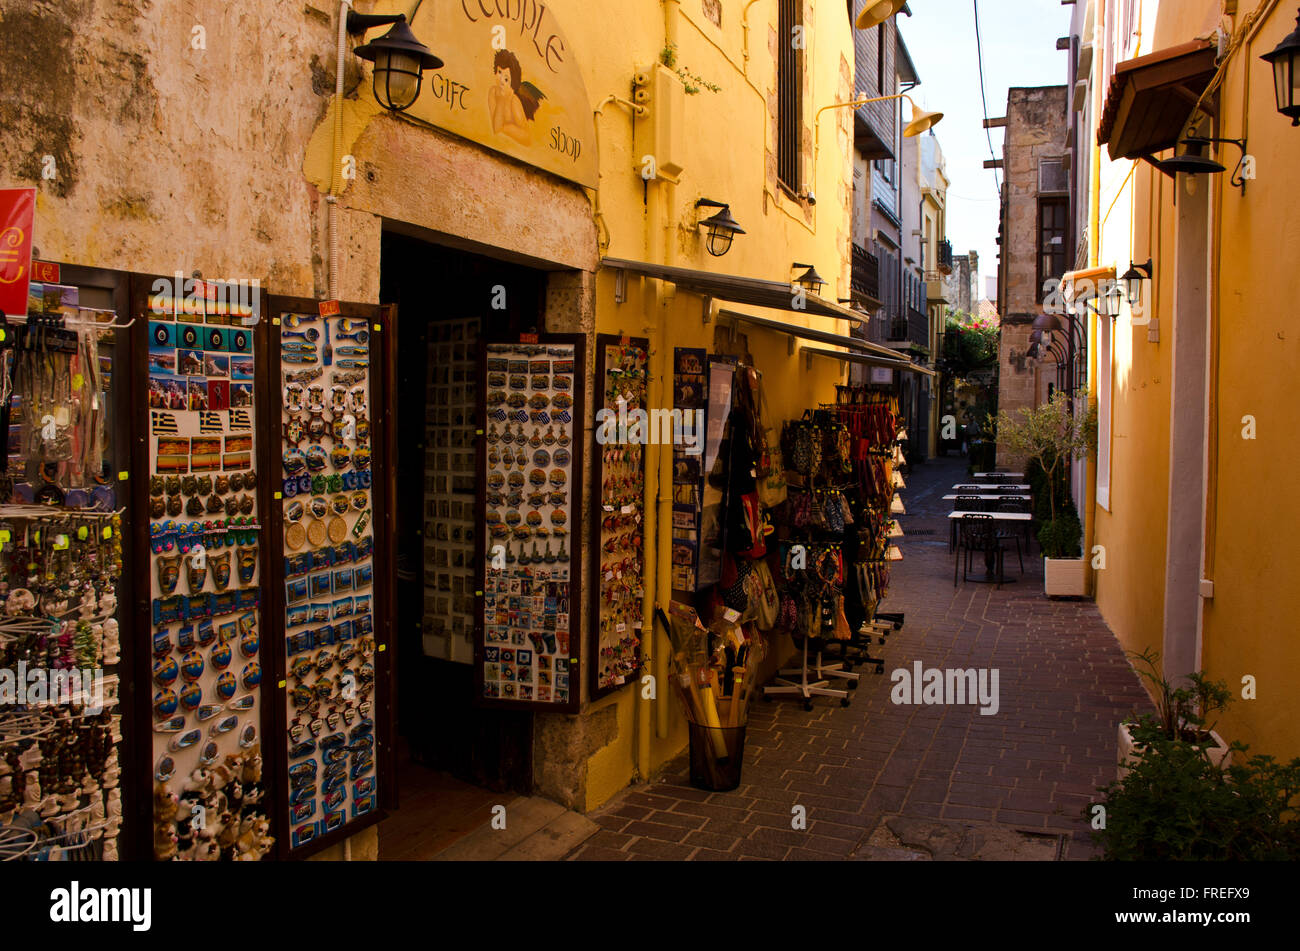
[814,93,944,158]
[791,263,826,296]
[1157,135,1252,190]
[349,11,442,112]
[1120,259,1153,307]
[694,199,745,257]
[856,0,909,30]
[1156,137,1226,177]
[1261,9,1300,126]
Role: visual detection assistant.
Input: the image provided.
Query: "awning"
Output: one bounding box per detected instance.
[802,346,939,379]
[1097,39,1217,161]
[601,256,867,324]
[718,308,906,361]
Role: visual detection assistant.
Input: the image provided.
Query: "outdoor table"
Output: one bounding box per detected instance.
[951,483,1031,491]
[942,494,1032,501]
[973,472,1024,479]
[950,511,1033,583]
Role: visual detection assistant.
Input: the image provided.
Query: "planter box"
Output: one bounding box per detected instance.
[1044,557,1087,597]
[1117,720,1232,782]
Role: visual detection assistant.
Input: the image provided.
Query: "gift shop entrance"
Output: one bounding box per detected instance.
[379,231,547,848]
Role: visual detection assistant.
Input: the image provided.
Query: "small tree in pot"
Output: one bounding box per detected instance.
[989,390,1097,595]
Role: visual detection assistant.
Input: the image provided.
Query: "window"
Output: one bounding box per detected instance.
[875,157,894,183]
[876,24,886,95]
[1038,157,1068,194]
[1037,197,1068,302]
[777,0,802,191]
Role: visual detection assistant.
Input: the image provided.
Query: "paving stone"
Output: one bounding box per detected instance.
[575,456,1152,862]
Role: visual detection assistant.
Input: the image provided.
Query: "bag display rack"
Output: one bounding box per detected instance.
[764,387,907,709]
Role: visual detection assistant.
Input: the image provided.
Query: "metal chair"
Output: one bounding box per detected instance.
[955,513,1005,587]
[994,500,1026,573]
[951,496,986,551]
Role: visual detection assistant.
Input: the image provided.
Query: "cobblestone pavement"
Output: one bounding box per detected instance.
[570,455,1152,861]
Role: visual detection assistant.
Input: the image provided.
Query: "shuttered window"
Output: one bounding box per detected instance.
[778,0,802,192]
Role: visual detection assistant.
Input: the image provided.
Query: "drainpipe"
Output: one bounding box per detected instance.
[653,0,681,744]
[328,0,354,301]
[1083,16,1102,598]
[741,0,764,74]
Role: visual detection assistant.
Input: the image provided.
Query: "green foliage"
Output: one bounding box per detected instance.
[988,390,1096,523]
[659,43,720,94]
[1037,504,1082,558]
[1127,648,1233,744]
[939,314,999,380]
[1091,736,1300,861]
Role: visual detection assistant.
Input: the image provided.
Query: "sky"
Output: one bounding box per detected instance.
[897,0,1074,303]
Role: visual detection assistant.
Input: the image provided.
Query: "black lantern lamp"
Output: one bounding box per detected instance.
[1261,9,1300,125]
[1157,137,1227,176]
[792,263,826,296]
[695,199,745,257]
[349,12,442,112]
[1121,259,1153,307]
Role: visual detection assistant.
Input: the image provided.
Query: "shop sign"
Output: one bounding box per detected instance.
[393,0,599,189]
[0,187,36,319]
[33,261,60,283]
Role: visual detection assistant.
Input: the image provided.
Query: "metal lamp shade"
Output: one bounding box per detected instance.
[700,206,745,257]
[354,18,443,112]
[904,104,943,137]
[1157,138,1226,176]
[856,0,907,30]
[793,265,826,295]
[1261,11,1300,125]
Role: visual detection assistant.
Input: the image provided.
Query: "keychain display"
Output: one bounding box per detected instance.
[0,287,127,861]
[590,336,647,697]
[146,286,270,861]
[277,312,378,851]
[479,338,582,712]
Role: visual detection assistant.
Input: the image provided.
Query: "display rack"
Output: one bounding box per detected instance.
[264,296,390,859]
[475,333,584,713]
[136,278,271,861]
[589,334,648,699]
[0,279,129,861]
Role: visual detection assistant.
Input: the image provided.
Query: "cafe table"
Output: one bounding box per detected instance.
[949,510,1033,581]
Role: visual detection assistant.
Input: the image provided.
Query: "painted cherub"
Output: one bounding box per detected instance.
[488,50,545,146]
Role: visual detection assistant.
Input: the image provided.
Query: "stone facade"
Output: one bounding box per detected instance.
[995,86,1068,460]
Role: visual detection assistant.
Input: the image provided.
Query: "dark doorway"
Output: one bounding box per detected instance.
[381,231,544,798]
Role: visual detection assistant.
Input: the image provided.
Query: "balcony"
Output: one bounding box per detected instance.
[938,238,953,275]
[851,244,880,306]
[925,272,950,304]
[885,313,909,342]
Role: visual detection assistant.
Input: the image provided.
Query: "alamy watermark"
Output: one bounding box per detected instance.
[890,661,1000,716]
[149,272,260,325]
[0,664,105,715]
[595,399,703,455]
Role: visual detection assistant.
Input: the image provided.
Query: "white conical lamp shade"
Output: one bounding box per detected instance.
[856,0,907,30]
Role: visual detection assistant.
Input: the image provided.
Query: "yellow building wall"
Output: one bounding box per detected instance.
[575,1,857,809]
[1091,0,1300,759]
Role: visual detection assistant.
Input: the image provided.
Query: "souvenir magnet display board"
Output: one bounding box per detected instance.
[139,281,272,861]
[589,335,647,699]
[267,299,389,858]
[477,335,583,713]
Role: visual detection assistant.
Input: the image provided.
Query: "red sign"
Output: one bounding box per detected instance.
[318,299,341,318]
[0,188,36,318]
[519,333,539,344]
[32,261,59,284]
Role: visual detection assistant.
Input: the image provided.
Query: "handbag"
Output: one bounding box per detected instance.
[752,559,780,631]
[735,492,766,558]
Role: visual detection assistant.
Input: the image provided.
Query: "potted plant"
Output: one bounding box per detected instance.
[990,390,1096,596]
[1089,737,1300,860]
[1117,648,1233,780]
